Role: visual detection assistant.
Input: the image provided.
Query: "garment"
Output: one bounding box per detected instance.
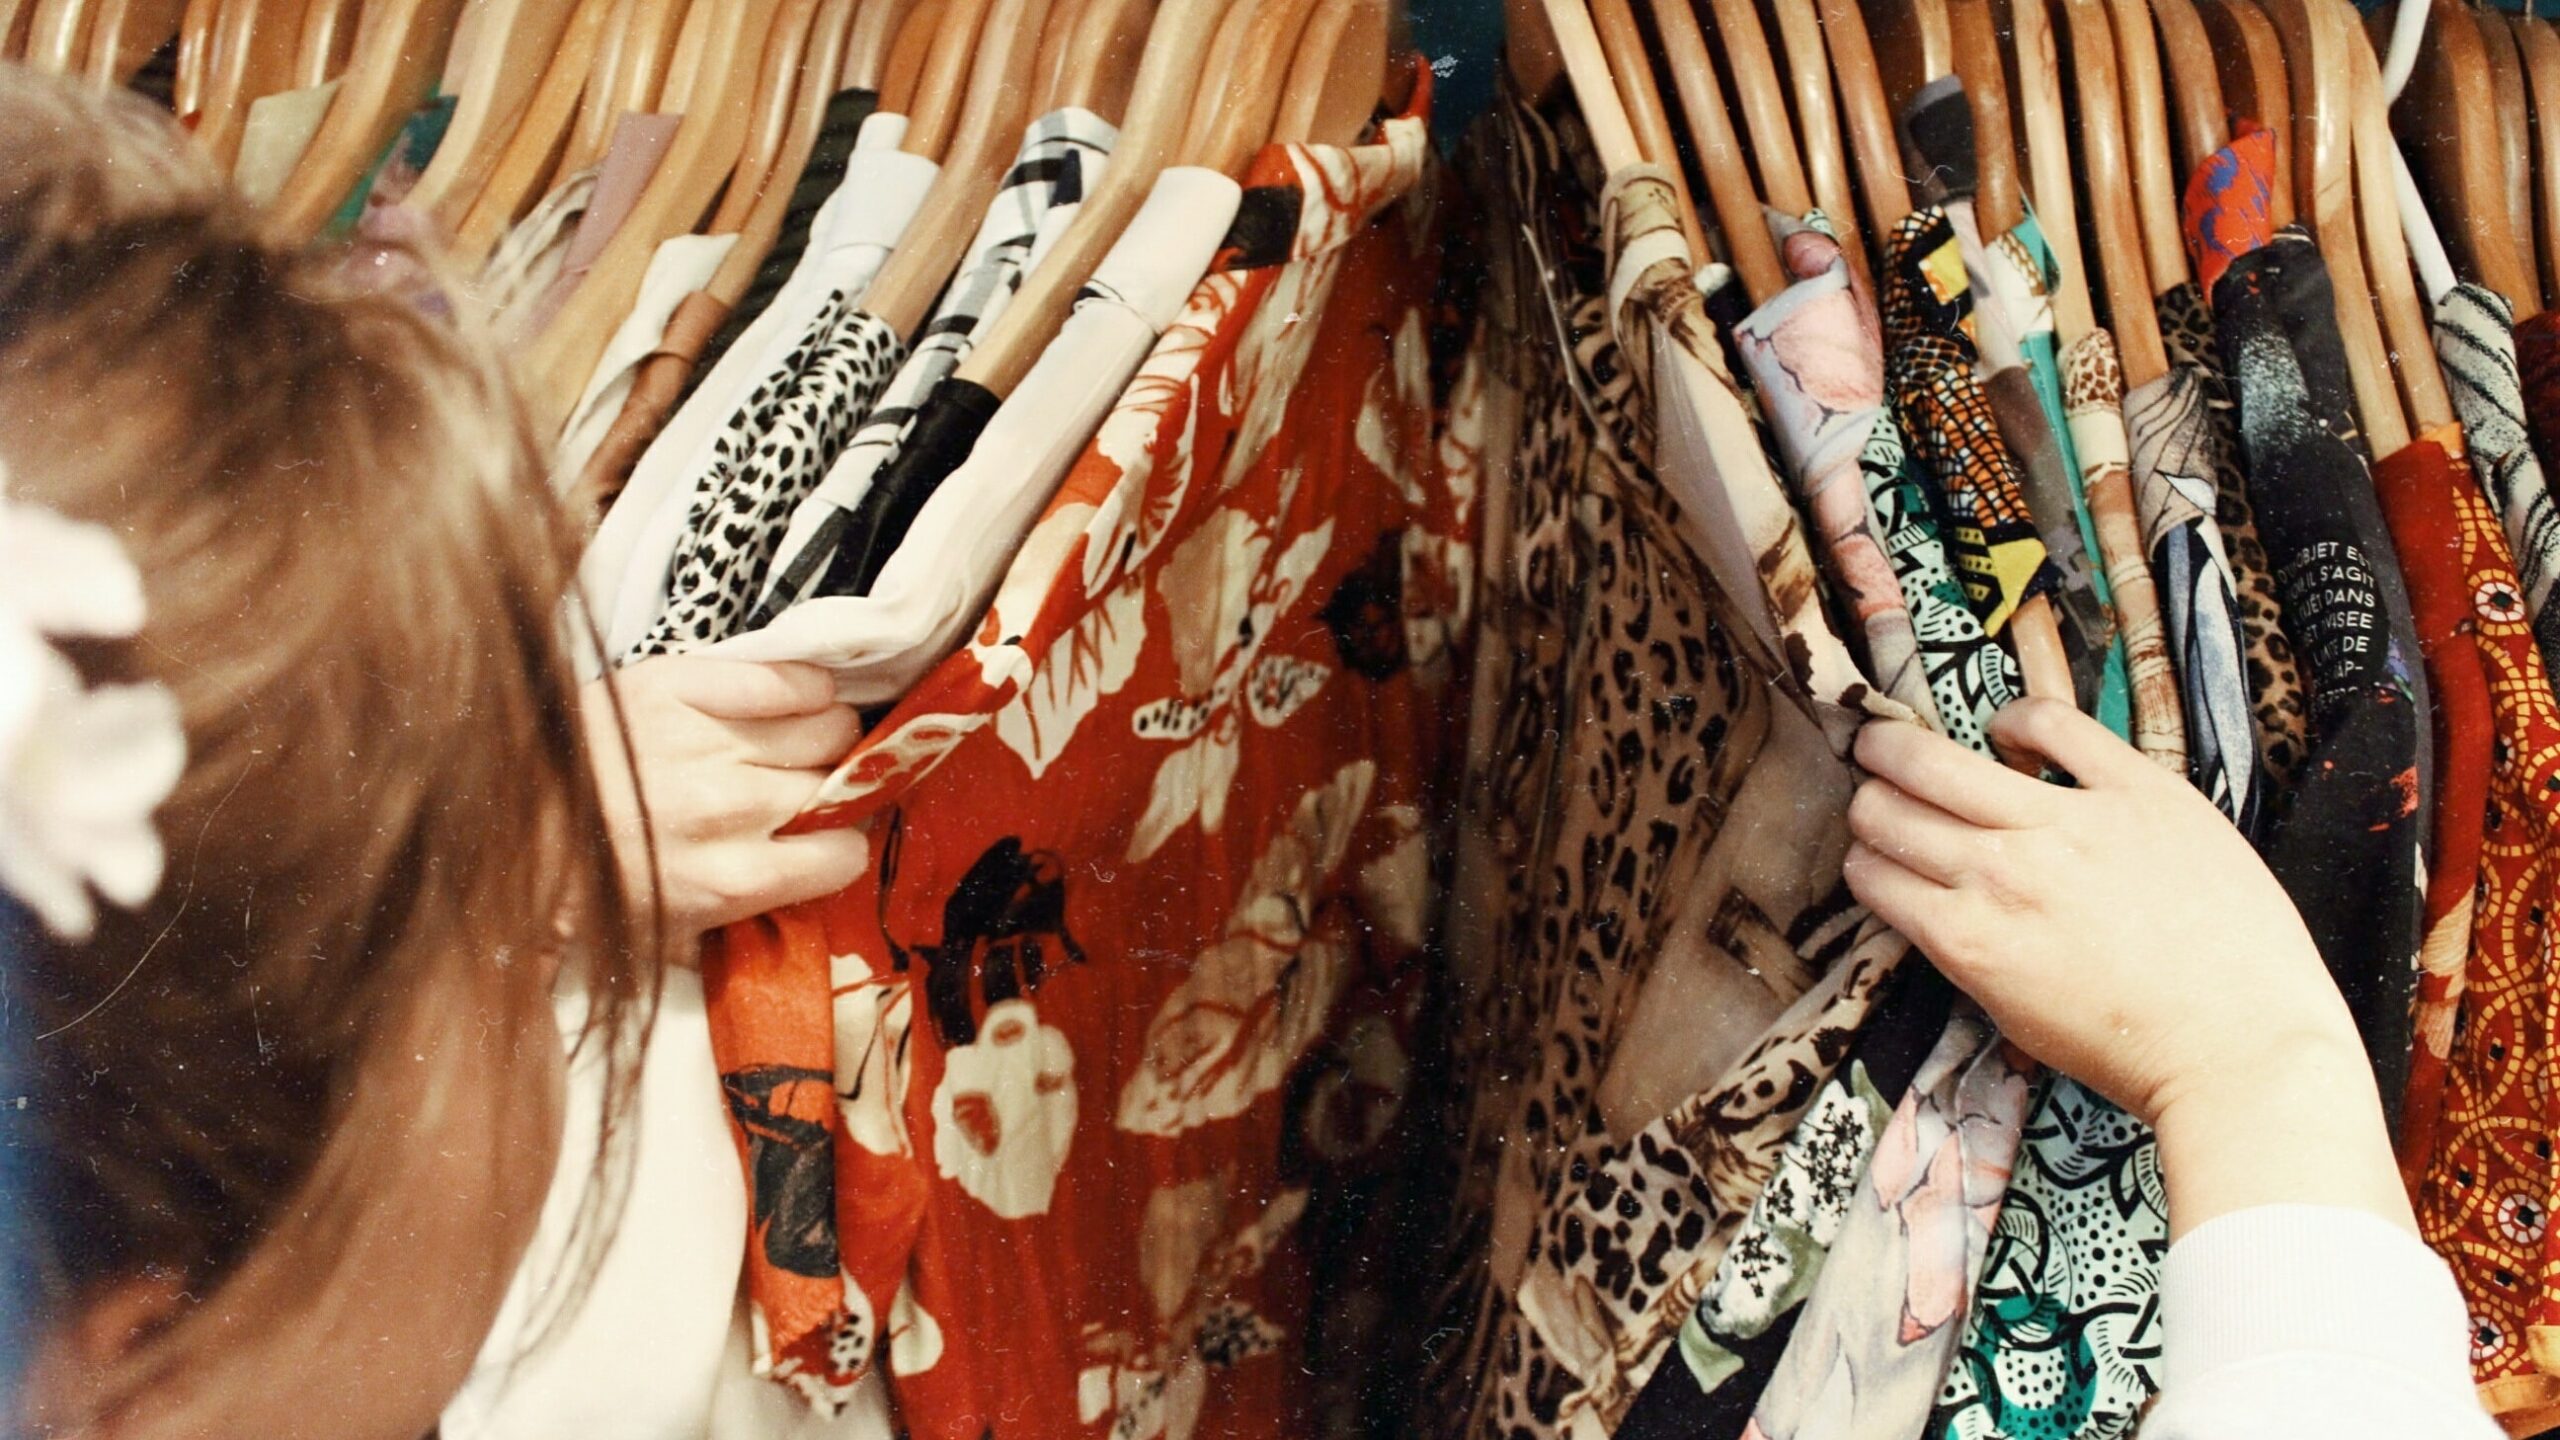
[231,79,340,206]
[2124,315,2264,831]
[1617,963,1960,1438]
[473,163,600,327]
[322,91,455,241]
[2143,1205,2502,1439]
[1729,211,1938,722]
[702,84,1452,1435]
[2064,328,2186,772]
[2516,309,2560,487]
[2435,283,2560,684]
[2192,196,2428,1111]
[2378,430,2560,1420]
[753,107,1120,624]
[554,232,740,494]
[499,111,682,342]
[1880,207,2060,644]
[715,164,1232,700]
[2161,278,2311,795]
[1417,85,1911,1438]
[565,290,734,526]
[693,87,883,389]
[580,114,935,664]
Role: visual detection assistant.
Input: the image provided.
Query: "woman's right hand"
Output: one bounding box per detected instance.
[583,655,870,949]
[1842,697,2416,1239]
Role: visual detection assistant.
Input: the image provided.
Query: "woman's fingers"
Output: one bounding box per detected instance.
[1987,695,2160,792]
[1854,717,2059,830]
[1846,776,2006,888]
[661,657,840,721]
[729,704,865,771]
[1844,838,1956,935]
[743,828,874,918]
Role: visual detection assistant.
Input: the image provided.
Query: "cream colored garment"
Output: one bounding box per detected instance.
[554,232,739,486]
[231,80,340,206]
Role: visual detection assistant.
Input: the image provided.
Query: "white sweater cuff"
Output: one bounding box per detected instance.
[2163,1203,2476,1389]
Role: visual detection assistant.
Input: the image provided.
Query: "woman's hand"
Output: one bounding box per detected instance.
[1843,697,2414,1237]
[583,656,870,948]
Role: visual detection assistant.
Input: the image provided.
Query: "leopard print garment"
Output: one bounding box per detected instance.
[629,304,907,658]
[2158,281,2309,795]
[1416,81,1909,1440]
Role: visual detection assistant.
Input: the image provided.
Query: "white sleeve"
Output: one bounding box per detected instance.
[2143,1204,2504,1440]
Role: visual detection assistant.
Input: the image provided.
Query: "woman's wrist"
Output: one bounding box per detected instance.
[2147,1022,2417,1242]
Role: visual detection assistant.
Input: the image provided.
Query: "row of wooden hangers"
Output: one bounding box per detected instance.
[1518,0,2560,701]
[0,0,1390,436]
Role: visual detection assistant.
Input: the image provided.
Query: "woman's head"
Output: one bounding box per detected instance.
[0,68,648,1437]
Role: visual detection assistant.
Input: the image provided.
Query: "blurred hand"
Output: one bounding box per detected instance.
[584,656,869,949]
[1843,697,2412,1236]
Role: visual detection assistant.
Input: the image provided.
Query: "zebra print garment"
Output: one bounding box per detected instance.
[2434,282,2560,687]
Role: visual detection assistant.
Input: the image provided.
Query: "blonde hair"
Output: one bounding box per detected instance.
[0,68,652,1414]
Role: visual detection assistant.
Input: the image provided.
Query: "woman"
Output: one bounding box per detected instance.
[0,61,2503,1440]
[0,70,862,1438]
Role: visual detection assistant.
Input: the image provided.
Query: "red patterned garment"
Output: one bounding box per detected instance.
[2379,428,2560,1421]
[701,72,1467,1440]
[2375,428,2493,1191]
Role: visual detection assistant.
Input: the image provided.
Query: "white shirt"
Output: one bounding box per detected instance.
[2146,1204,2502,1438]
[713,165,1242,701]
[553,232,740,487]
[580,113,936,670]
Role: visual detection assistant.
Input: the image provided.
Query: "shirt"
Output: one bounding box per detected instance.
[580,115,936,665]
[715,164,1231,700]
[472,163,599,328]
[231,79,339,206]
[2434,282,2560,685]
[2187,141,2429,1113]
[2378,430,2560,1422]
[702,81,1451,1435]
[2066,327,2187,773]
[499,111,682,342]
[2162,278,2312,795]
[554,232,740,495]
[753,108,1120,624]
[1416,83,1912,1437]
[2515,308,2560,486]
[692,88,882,389]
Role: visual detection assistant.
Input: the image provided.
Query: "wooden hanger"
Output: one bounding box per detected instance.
[2517,15,2560,306]
[839,0,907,86]
[1188,0,1310,172]
[2480,5,2533,254]
[23,0,99,72]
[80,0,185,83]
[1055,0,1152,118]
[2146,0,2228,175]
[1033,0,1090,107]
[402,0,584,221]
[2109,0,2200,308]
[705,0,861,302]
[2393,0,2539,316]
[1863,0,1954,112]
[191,0,305,168]
[863,0,1046,333]
[2346,0,2456,429]
[1944,0,2024,233]
[563,0,691,178]
[899,0,997,159]
[947,0,1232,401]
[1586,0,1707,262]
[446,0,616,256]
[0,0,38,61]
[294,0,360,85]
[1819,0,1913,233]
[2004,0,2090,336]
[520,0,780,431]
[1270,0,1384,148]
[1697,0,1813,220]
[1768,0,1874,293]
[879,0,940,111]
[2061,0,2168,385]
[703,0,827,236]
[2258,0,2410,452]
[2198,0,2293,224]
[1652,0,1788,300]
[264,0,467,239]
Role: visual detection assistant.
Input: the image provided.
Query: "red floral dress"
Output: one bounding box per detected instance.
[703,69,1468,1440]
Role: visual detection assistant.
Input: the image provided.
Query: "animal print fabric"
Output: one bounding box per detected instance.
[698,77,1457,1436]
[1879,208,2061,640]
[752,109,1121,626]
[2434,282,2560,687]
[1412,86,1911,1440]
[2376,430,2560,1422]
[2064,329,2185,773]
[629,306,907,656]
[2159,279,2310,797]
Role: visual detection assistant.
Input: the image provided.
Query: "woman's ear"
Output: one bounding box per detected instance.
[16,1269,188,1435]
